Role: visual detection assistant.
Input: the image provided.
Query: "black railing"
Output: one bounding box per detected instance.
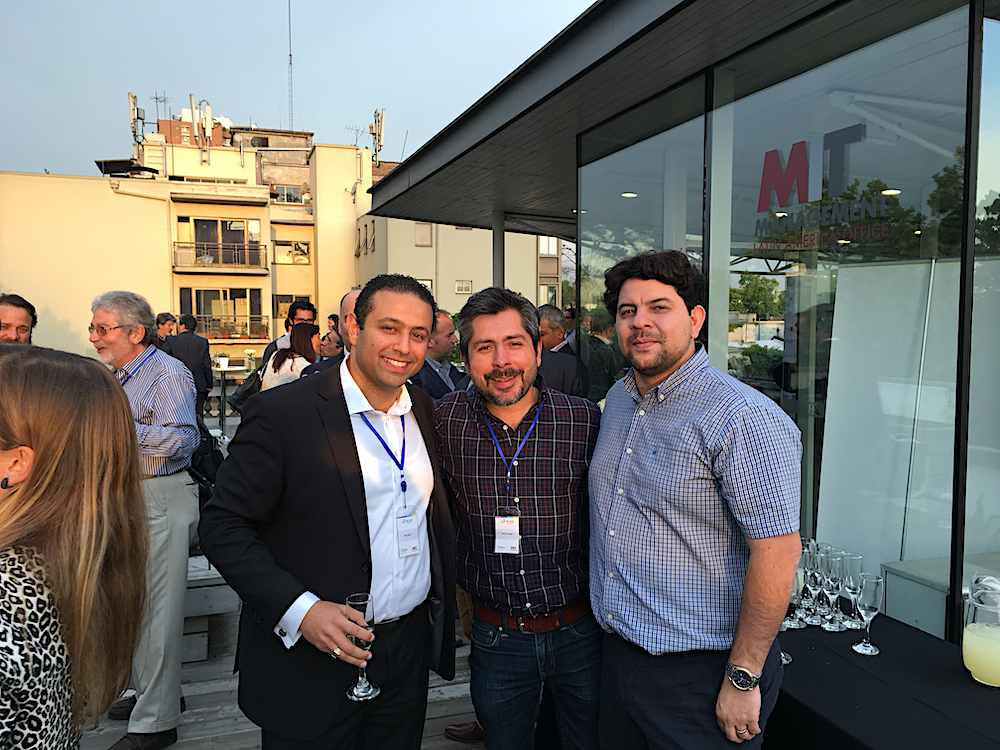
[174,243,267,269]
[195,315,270,340]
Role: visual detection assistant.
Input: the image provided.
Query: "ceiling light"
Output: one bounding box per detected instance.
[914,229,921,235]
[881,188,901,196]
[837,239,851,244]
[621,192,638,198]
[774,212,787,218]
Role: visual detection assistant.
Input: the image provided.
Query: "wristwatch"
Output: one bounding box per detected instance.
[725,660,761,691]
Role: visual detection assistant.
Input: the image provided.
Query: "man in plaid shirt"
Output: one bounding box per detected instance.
[435,287,602,750]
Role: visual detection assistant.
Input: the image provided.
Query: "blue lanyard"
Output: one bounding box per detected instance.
[484,403,542,498]
[118,347,157,387]
[360,413,407,503]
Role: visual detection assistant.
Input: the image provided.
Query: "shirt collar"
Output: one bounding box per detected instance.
[424,356,449,376]
[117,345,157,376]
[340,353,413,417]
[623,344,709,403]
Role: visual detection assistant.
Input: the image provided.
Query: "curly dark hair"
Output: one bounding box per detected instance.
[354,274,437,332]
[603,251,704,316]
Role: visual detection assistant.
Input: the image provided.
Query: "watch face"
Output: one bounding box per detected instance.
[731,668,755,690]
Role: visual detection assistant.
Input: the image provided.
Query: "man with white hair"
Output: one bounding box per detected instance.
[89,291,200,750]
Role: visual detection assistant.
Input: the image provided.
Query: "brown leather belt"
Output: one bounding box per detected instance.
[474,597,591,634]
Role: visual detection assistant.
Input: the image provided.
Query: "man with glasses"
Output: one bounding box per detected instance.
[90,291,200,750]
[0,293,37,344]
[262,300,318,368]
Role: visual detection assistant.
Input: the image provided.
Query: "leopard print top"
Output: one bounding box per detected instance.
[0,546,78,749]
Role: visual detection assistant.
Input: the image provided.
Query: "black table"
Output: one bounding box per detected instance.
[765,616,1000,749]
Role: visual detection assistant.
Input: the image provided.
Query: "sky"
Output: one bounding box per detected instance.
[1,0,594,177]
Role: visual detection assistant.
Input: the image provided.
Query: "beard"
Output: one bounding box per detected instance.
[623,331,684,380]
[474,366,535,407]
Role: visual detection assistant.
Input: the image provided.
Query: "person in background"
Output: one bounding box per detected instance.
[168,314,214,431]
[0,293,37,344]
[0,346,148,748]
[410,310,461,399]
[326,313,337,333]
[89,291,200,750]
[262,301,318,367]
[154,313,176,353]
[563,306,577,349]
[302,290,360,377]
[262,322,320,391]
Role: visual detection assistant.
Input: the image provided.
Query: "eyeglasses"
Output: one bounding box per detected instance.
[0,323,30,337]
[88,324,125,337]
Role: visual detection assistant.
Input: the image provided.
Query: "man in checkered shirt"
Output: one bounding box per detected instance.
[435,287,602,750]
[590,251,802,750]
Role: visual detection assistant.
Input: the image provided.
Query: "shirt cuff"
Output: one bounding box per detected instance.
[275,591,320,649]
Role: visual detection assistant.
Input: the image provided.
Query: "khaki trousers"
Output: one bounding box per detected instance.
[129,471,199,733]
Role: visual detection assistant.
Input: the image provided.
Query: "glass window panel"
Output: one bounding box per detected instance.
[965,17,1000,608]
[222,221,245,245]
[710,7,968,637]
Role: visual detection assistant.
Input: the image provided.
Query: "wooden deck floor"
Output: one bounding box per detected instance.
[81,611,483,750]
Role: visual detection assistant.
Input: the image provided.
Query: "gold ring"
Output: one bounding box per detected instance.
[332,647,342,659]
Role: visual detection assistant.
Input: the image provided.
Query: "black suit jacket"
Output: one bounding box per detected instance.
[198,367,456,738]
[300,350,344,377]
[537,348,587,398]
[410,359,460,400]
[166,331,213,394]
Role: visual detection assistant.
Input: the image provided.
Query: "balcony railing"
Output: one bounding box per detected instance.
[174,243,268,270]
[196,315,270,340]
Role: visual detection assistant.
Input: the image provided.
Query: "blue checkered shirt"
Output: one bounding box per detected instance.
[590,346,801,654]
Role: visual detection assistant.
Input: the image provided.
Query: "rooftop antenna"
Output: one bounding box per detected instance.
[151,91,172,122]
[345,124,364,146]
[287,0,293,131]
[369,108,385,165]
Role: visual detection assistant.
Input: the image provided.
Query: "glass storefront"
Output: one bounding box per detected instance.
[578,0,995,639]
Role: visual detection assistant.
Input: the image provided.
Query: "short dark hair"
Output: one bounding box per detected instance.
[458,287,540,360]
[563,306,576,321]
[603,251,704,316]
[354,275,437,333]
[285,300,318,329]
[0,293,38,330]
[155,312,176,327]
[178,313,198,331]
[328,313,336,321]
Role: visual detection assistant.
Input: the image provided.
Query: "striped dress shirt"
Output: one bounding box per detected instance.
[436,378,600,617]
[116,345,200,477]
[590,346,801,654]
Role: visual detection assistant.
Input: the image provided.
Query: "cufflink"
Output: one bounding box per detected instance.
[278,628,287,637]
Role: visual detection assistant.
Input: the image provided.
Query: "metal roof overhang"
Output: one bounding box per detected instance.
[369,0,841,240]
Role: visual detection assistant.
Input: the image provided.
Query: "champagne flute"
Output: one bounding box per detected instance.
[802,548,825,626]
[782,551,807,631]
[345,593,380,701]
[842,553,864,630]
[821,551,847,632]
[852,573,884,656]
[814,550,832,616]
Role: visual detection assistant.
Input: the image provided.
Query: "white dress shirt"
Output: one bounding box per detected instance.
[275,354,433,647]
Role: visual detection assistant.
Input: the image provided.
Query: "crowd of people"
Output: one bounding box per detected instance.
[0,250,802,750]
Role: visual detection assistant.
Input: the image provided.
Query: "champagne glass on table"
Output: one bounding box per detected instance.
[821,551,846,632]
[852,573,884,656]
[345,593,380,701]
[842,553,864,630]
[802,548,825,626]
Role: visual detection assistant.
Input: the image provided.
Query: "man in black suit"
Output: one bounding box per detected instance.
[199,275,455,749]
[167,314,213,433]
[410,310,461,400]
[537,305,589,398]
[301,290,359,378]
[154,312,176,353]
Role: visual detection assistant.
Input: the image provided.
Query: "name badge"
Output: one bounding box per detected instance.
[396,514,420,557]
[494,511,520,555]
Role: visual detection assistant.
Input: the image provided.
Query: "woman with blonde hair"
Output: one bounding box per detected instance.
[0,346,149,746]
[261,322,321,390]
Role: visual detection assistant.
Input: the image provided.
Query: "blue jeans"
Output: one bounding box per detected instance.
[470,612,603,750]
